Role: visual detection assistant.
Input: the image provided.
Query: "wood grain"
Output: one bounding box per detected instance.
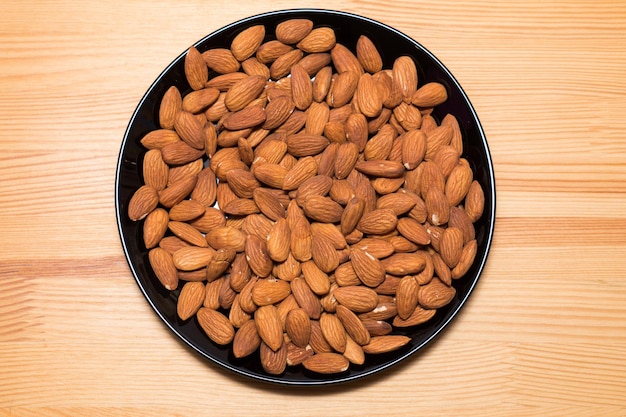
[1,0,625,415]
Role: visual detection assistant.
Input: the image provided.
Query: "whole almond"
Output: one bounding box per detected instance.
[254,304,284,352]
[465,180,485,222]
[143,207,169,249]
[355,160,405,178]
[335,304,370,346]
[224,75,266,112]
[172,246,215,271]
[160,140,204,166]
[184,46,208,90]
[128,185,159,221]
[177,281,205,320]
[412,82,448,107]
[381,252,427,276]
[302,352,349,374]
[343,335,365,365]
[260,340,288,375]
[356,72,383,118]
[286,133,329,157]
[357,208,398,235]
[286,343,314,366]
[202,48,241,74]
[393,305,437,327]
[392,56,418,102]
[283,156,318,191]
[440,227,464,268]
[205,226,246,252]
[263,95,295,129]
[159,86,182,129]
[253,187,286,221]
[291,63,313,110]
[245,234,273,277]
[364,124,395,161]
[333,285,379,313]
[425,186,450,226]
[206,248,236,282]
[362,335,411,354]
[285,308,312,348]
[327,71,359,107]
[419,277,456,309]
[351,238,395,259]
[148,247,179,290]
[396,275,420,320]
[168,220,208,247]
[445,163,473,206]
[197,307,235,345]
[222,104,266,130]
[140,129,180,150]
[231,25,265,61]
[232,319,262,358]
[182,87,221,113]
[320,313,347,353]
[330,42,363,75]
[396,217,431,245]
[270,48,304,79]
[451,239,478,279]
[296,27,336,53]
[401,129,427,170]
[276,19,314,44]
[356,35,383,74]
[302,195,343,223]
[169,199,205,222]
[251,278,292,306]
[290,276,322,319]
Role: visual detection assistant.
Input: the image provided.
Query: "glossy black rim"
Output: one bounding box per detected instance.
[115,8,496,386]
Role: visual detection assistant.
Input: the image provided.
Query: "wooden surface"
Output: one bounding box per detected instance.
[1,0,625,415]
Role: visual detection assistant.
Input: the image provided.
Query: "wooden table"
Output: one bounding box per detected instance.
[1,1,625,415]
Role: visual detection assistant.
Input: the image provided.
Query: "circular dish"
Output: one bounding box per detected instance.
[115,8,496,385]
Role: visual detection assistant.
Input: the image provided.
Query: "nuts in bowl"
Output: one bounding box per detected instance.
[116,9,495,385]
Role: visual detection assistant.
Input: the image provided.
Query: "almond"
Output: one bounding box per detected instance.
[276,19,314,44]
[252,187,286,221]
[319,313,347,353]
[440,226,464,268]
[445,163,474,206]
[290,63,313,111]
[148,247,179,290]
[333,285,379,313]
[168,220,208,247]
[172,246,215,271]
[142,149,169,191]
[159,86,182,129]
[182,87,220,113]
[451,239,478,279]
[327,70,359,108]
[301,260,332,296]
[254,304,283,352]
[251,278,292,306]
[169,199,205,222]
[128,185,159,221]
[197,307,235,345]
[160,140,205,166]
[465,180,485,222]
[270,48,303,79]
[419,277,456,309]
[351,238,395,259]
[290,276,322,319]
[364,124,395,161]
[393,305,437,327]
[285,308,311,348]
[362,335,411,354]
[224,75,266,112]
[286,343,314,366]
[412,82,448,107]
[286,132,329,157]
[205,226,246,252]
[355,160,405,178]
[231,25,265,61]
[392,56,418,102]
[263,95,295,130]
[245,234,273,277]
[425,186,450,226]
[356,35,383,74]
[395,275,420,320]
[401,129,427,170]
[335,304,370,346]
[343,335,365,365]
[202,48,241,74]
[140,129,180,150]
[302,195,343,223]
[260,340,288,375]
[357,208,398,235]
[296,27,336,53]
[143,207,169,249]
[331,42,364,75]
[232,319,262,358]
[355,72,382,118]
[381,252,427,276]
[222,104,266,130]
[312,65,333,103]
[184,46,208,90]
[282,156,318,191]
[302,352,349,374]
[206,248,236,282]
[396,217,431,245]
[177,281,205,320]
[310,234,339,274]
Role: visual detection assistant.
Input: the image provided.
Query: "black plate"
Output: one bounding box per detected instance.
[115,8,496,386]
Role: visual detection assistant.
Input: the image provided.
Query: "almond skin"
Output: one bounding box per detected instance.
[302,352,349,374]
[255,305,285,352]
[362,335,411,354]
[197,307,235,345]
[148,247,179,290]
[177,281,206,321]
[275,19,314,44]
[128,185,159,221]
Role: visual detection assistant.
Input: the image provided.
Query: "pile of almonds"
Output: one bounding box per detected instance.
[127,18,485,376]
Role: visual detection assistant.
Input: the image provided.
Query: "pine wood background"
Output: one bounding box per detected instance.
[1,1,625,415]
